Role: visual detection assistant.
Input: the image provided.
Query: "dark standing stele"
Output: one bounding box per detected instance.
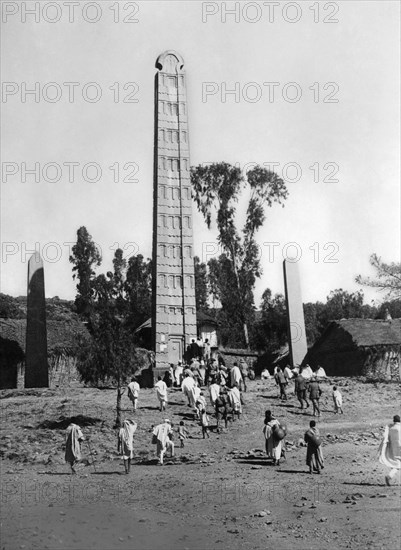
[25,252,49,387]
[151,51,197,374]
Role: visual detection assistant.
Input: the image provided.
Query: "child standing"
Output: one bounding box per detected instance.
[200,408,210,439]
[332,386,343,414]
[178,421,189,448]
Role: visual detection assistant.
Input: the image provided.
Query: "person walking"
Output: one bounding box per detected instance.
[228,383,242,420]
[117,419,137,474]
[65,423,84,475]
[200,408,210,439]
[178,421,189,448]
[304,420,324,474]
[294,372,310,410]
[127,377,140,411]
[332,386,343,414]
[262,410,284,466]
[155,376,168,412]
[378,415,401,486]
[308,376,322,416]
[152,419,174,465]
[275,367,288,401]
[204,338,211,363]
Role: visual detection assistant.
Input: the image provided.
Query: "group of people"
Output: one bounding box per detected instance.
[261,364,344,417]
[64,360,400,486]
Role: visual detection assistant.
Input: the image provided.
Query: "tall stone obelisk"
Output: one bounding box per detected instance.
[152,51,197,373]
[283,260,308,367]
[25,252,49,387]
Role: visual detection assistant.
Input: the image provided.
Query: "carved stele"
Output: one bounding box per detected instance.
[25,252,49,387]
[151,51,197,373]
[283,260,308,367]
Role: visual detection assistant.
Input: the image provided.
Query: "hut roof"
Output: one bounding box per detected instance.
[0,318,90,356]
[328,318,401,348]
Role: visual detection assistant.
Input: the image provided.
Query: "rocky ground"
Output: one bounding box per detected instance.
[1,377,400,550]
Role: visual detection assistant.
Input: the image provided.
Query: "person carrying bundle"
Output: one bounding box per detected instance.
[262,410,285,466]
[304,420,324,474]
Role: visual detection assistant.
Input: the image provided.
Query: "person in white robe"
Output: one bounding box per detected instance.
[209,380,220,406]
[228,384,242,419]
[284,365,294,380]
[155,376,168,411]
[230,363,243,388]
[65,423,84,474]
[196,391,207,419]
[378,415,401,486]
[262,410,283,466]
[117,419,137,474]
[127,378,140,411]
[332,386,343,414]
[153,419,174,465]
[182,374,196,407]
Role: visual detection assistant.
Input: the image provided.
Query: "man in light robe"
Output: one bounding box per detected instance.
[117,419,137,474]
[284,364,294,380]
[127,377,140,411]
[155,376,168,412]
[65,423,84,475]
[209,379,220,406]
[153,419,174,465]
[332,386,343,414]
[174,361,184,387]
[195,391,207,420]
[230,362,243,388]
[182,374,196,407]
[262,410,283,466]
[379,415,401,486]
[228,384,242,420]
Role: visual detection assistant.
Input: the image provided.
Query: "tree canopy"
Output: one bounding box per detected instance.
[356,254,401,299]
[69,227,150,427]
[191,162,288,348]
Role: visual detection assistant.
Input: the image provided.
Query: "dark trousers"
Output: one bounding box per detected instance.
[311,398,320,416]
[297,390,309,408]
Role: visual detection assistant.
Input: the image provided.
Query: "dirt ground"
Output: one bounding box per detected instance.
[1,377,400,550]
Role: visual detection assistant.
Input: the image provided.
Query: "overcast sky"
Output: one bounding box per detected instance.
[1,0,400,307]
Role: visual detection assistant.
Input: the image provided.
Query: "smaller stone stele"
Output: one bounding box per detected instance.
[25,252,49,388]
[283,260,308,367]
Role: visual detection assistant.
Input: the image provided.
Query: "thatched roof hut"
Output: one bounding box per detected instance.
[0,318,89,389]
[304,318,401,380]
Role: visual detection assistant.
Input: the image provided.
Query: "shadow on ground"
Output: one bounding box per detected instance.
[36,414,103,430]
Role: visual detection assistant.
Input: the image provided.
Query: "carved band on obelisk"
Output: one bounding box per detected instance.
[283,260,308,367]
[152,51,197,372]
[25,252,49,387]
